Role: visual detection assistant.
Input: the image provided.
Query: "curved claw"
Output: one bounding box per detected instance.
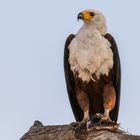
[75,119,93,131]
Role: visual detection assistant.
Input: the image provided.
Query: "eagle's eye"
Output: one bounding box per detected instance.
[90,12,95,17]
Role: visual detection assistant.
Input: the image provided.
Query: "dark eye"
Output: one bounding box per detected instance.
[90,12,95,16]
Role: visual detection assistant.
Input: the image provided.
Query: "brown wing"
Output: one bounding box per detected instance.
[105,33,121,122]
[64,34,83,121]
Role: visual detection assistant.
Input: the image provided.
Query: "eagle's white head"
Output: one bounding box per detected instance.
[78,10,107,35]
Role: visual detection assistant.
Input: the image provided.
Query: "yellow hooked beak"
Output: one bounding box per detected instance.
[77,11,95,21]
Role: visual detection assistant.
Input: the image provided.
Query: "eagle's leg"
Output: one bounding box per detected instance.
[76,87,90,122]
[75,87,92,130]
[94,84,116,124]
[101,84,116,123]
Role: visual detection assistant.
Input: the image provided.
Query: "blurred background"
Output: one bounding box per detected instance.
[0,0,140,139]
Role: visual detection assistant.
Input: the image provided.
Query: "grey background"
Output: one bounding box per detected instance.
[0,0,140,139]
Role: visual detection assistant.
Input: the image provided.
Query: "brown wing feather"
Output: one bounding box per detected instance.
[64,34,83,121]
[105,33,121,122]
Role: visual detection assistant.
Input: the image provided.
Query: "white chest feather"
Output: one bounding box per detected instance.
[68,26,113,82]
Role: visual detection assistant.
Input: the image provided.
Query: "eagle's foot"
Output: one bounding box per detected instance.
[78,119,88,127]
[75,120,87,133]
[94,113,113,124]
[75,120,93,132]
[92,113,120,131]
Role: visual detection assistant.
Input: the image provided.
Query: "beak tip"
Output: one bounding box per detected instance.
[77,12,83,21]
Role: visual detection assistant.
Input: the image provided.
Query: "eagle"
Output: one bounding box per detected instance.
[64,10,121,126]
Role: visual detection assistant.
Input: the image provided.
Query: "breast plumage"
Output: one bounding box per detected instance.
[68,27,113,82]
